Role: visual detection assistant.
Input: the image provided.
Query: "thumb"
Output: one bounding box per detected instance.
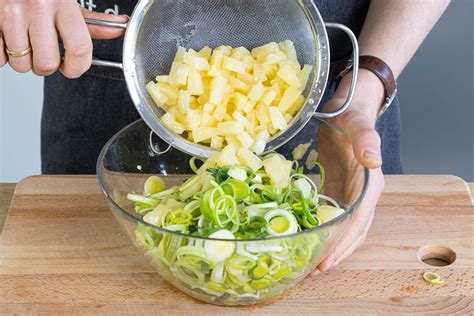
[81,9,128,40]
[340,110,382,169]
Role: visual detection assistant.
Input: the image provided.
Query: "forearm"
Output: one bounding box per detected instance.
[359,0,450,79]
[333,0,450,118]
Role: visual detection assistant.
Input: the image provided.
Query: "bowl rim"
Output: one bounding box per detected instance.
[97,119,370,242]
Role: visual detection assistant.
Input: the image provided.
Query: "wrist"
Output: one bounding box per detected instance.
[334,69,386,121]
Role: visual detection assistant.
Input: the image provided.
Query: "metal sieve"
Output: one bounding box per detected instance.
[87,0,359,158]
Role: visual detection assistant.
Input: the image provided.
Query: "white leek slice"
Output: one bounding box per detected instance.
[264,209,298,236]
[205,230,236,262]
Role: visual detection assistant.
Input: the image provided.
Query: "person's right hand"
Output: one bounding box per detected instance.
[0,0,127,78]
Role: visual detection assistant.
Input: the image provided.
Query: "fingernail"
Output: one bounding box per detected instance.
[326,259,335,269]
[363,150,382,164]
[310,269,321,277]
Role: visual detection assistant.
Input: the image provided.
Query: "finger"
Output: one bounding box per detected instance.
[56,3,92,79]
[341,110,382,169]
[81,9,128,40]
[0,35,7,67]
[317,169,384,271]
[2,3,32,73]
[29,7,60,76]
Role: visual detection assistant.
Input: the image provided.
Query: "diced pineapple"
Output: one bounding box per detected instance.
[222,56,246,74]
[277,64,301,88]
[162,112,185,134]
[203,103,215,114]
[157,82,179,105]
[248,81,265,102]
[216,120,245,136]
[250,130,270,154]
[209,76,228,105]
[261,90,277,106]
[146,82,168,108]
[193,127,216,143]
[287,94,306,116]
[298,64,313,88]
[278,86,302,113]
[237,131,254,148]
[156,75,169,83]
[216,144,238,166]
[252,42,279,61]
[232,111,252,130]
[283,112,293,124]
[211,136,224,149]
[269,107,288,131]
[198,46,212,60]
[200,112,218,127]
[237,73,258,85]
[186,109,202,130]
[256,104,270,125]
[262,154,293,187]
[233,93,249,112]
[183,50,210,71]
[174,46,187,62]
[264,51,287,65]
[253,63,273,81]
[242,56,255,72]
[197,93,209,105]
[178,90,191,113]
[278,40,297,61]
[243,100,257,114]
[215,45,232,56]
[213,105,227,121]
[227,76,249,93]
[237,148,263,171]
[187,67,204,95]
[230,47,251,60]
[246,110,258,132]
[208,50,224,77]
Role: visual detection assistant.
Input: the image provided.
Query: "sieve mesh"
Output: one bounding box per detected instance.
[125,0,327,157]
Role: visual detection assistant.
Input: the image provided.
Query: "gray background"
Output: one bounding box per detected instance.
[0,0,473,182]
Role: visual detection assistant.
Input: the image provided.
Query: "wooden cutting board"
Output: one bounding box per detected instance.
[0,175,472,314]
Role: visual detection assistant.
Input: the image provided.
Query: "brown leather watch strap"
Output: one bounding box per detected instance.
[358,55,398,117]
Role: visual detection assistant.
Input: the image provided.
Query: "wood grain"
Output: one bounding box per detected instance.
[0,175,473,314]
[0,183,16,238]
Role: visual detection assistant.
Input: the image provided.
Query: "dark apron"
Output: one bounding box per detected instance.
[42,0,402,175]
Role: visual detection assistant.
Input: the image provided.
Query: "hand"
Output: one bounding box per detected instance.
[0,0,127,78]
[311,69,386,276]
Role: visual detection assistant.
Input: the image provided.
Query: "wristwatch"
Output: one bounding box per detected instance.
[339,55,398,118]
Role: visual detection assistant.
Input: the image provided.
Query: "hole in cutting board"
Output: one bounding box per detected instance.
[418,245,456,267]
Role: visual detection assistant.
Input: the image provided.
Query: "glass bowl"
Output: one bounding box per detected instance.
[97,119,369,306]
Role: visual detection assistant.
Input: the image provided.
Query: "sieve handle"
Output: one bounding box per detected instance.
[85,18,128,70]
[313,23,359,119]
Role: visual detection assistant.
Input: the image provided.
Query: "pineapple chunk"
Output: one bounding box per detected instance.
[209,50,224,77]
[213,105,227,121]
[198,46,212,60]
[233,93,249,112]
[298,64,313,88]
[231,47,251,60]
[243,100,257,114]
[256,104,270,125]
[211,136,224,149]
[178,90,191,113]
[227,76,249,93]
[215,45,232,56]
[277,64,301,88]
[261,90,277,106]
[203,103,215,114]
[157,82,179,105]
[287,94,306,116]
[222,56,246,74]
[146,82,168,108]
[232,111,252,130]
[269,107,288,131]
[156,75,169,83]
[162,113,185,134]
[252,42,279,61]
[278,86,302,113]
[209,76,228,105]
[183,50,210,71]
[237,73,258,85]
[265,51,287,65]
[174,46,187,62]
[216,144,238,166]
[283,112,293,123]
[250,130,270,154]
[237,131,254,148]
[237,148,263,171]
[262,154,293,187]
[216,121,245,136]
[186,109,202,130]
[248,81,265,102]
[187,67,204,95]
[200,112,218,127]
[193,127,216,143]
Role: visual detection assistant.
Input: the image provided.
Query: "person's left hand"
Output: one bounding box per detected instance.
[310,69,386,276]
